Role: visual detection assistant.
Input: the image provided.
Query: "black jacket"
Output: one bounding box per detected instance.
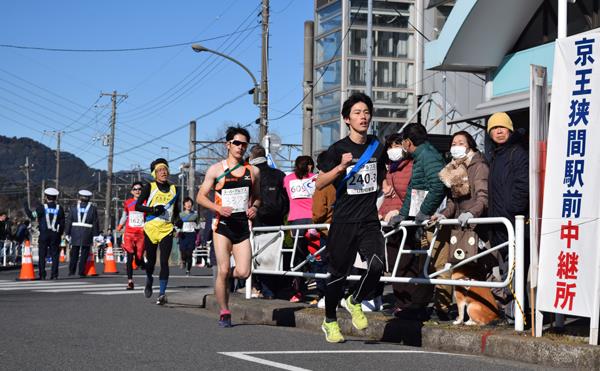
[253,161,289,227]
[65,202,100,246]
[24,202,65,236]
[488,131,529,242]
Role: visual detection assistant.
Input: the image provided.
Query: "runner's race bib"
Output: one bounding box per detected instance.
[346,162,377,195]
[221,187,249,213]
[289,178,316,199]
[128,211,145,227]
[182,221,197,233]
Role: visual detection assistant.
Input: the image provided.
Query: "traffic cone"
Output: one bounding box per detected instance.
[18,240,36,281]
[84,249,98,276]
[59,249,66,263]
[132,254,138,270]
[103,241,118,274]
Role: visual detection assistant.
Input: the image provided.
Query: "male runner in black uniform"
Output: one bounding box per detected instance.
[316,93,387,342]
[197,126,261,327]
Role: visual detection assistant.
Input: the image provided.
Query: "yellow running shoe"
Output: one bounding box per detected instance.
[321,319,345,343]
[345,295,368,330]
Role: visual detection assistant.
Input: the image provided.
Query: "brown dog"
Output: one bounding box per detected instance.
[452,267,499,325]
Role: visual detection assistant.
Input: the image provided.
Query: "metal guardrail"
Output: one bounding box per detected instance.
[248,216,526,332]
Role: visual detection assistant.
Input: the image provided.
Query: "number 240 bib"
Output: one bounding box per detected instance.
[346,162,377,195]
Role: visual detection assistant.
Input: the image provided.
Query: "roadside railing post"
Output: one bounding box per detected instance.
[515,215,525,332]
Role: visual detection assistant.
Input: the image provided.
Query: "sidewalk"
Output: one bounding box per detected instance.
[168,290,600,369]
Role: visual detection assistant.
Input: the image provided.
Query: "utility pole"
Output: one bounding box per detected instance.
[302,21,314,156]
[101,90,127,231]
[20,157,33,208]
[188,121,196,200]
[44,130,63,189]
[259,0,269,141]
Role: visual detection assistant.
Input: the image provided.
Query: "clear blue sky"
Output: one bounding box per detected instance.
[0,0,311,172]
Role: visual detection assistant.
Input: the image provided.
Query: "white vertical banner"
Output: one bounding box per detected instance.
[537,33,600,318]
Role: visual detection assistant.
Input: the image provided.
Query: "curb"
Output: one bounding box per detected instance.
[171,292,600,368]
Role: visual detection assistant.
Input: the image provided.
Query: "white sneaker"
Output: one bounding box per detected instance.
[361,296,383,312]
[317,297,325,309]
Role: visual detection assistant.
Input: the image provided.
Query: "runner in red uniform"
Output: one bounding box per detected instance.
[117,182,146,290]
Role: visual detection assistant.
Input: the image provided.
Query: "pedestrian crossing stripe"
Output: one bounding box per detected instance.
[0,280,180,295]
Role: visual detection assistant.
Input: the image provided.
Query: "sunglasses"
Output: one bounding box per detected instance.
[229,140,249,147]
[132,187,142,191]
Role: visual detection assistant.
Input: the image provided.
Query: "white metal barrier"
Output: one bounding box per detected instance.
[192,243,211,266]
[248,216,525,332]
[1,240,19,266]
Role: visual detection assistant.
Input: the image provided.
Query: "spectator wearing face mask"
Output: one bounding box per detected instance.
[432,131,490,276]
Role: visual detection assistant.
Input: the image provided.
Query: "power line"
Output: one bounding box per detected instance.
[0,26,261,53]
[87,89,252,167]
[120,4,261,118]
[270,4,363,122]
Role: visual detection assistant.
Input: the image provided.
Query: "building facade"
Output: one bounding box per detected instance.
[312,0,418,155]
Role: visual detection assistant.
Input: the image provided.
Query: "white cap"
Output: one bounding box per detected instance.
[44,187,59,196]
[78,189,93,197]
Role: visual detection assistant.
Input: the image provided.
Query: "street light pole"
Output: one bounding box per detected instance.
[191,44,260,105]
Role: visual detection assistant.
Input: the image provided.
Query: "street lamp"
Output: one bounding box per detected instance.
[191,44,260,105]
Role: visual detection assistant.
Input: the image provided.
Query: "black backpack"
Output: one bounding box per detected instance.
[256,165,289,226]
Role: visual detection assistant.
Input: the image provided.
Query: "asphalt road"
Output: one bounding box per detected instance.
[0,263,551,371]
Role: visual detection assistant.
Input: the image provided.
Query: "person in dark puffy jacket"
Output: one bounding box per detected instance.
[390,123,449,319]
[486,112,529,321]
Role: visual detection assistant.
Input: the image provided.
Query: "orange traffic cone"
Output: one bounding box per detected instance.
[103,241,118,274]
[18,240,36,281]
[59,248,66,263]
[84,249,98,276]
[132,254,138,270]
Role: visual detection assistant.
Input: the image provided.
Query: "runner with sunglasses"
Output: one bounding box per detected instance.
[117,181,146,290]
[197,126,261,327]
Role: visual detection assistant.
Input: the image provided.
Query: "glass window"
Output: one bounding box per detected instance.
[314,120,340,152]
[315,60,341,93]
[316,1,342,36]
[377,31,412,58]
[373,90,413,106]
[316,31,342,65]
[348,59,367,86]
[350,0,412,29]
[349,29,367,56]
[375,61,413,88]
[314,90,341,123]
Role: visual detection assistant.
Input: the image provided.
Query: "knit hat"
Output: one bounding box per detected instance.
[487,112,513,133]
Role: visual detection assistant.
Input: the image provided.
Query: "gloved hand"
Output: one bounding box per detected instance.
[152,205,166,216]
[457,212,474,227]
[65,235,71,243]
[389,214,405,227]
[414,211,430,226]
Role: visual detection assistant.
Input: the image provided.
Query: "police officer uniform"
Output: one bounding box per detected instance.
[65,190,100,277]
[24,187,65,280]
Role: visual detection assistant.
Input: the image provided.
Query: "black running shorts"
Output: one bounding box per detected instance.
[215,218,250,245]
[326,220,385,277]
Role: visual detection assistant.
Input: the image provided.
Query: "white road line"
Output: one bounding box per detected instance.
[220,352,310,371]
[88,289,181,296]
[34,285,159,293]
[0,281,93,287]
[0,284,124,292]
[219,350,474,371]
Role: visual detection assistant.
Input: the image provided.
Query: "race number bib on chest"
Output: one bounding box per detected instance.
[221,187,249,213]
[128,211,144,227]
[289,178,316,199]
[346,162,377,195]
[182,221,197,233]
